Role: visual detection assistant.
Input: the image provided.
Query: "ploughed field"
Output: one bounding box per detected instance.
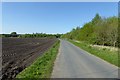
[2,38,57,79]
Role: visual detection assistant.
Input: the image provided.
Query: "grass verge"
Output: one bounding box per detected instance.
[69,40,118,67]
[16,40,60,79]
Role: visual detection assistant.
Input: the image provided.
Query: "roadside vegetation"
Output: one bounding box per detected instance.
[0,34,2,37]
[69,40,118,67]
[16,40,60,79]
[62,13,119,47]
[62,13,119,67]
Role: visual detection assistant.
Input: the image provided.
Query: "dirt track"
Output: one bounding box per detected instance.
[2,38,57,80]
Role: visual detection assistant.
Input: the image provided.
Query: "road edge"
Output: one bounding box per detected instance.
[51,40,61,78]
[67,40,119,69]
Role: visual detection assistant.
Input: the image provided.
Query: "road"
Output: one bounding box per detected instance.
[51,40,118,78]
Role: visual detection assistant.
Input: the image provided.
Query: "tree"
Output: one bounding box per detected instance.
[10,32,18,37]
[106,17,118,47]
[92,13,102,25]
[11,32,17,35]
[62,14,118,47]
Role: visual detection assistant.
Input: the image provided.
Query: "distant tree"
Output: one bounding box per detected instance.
[55,34,62,38]
[10,32,18,37]
[11,32,17,35]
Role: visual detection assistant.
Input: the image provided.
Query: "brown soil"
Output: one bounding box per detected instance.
[2,38,57,80]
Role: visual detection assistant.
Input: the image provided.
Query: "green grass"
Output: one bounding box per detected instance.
[16,40,60,79]
[69,40,118,67]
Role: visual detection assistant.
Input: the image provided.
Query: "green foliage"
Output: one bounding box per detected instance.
[3,33,62,38]
[16,40,60,79]
[2,32,18,37]
[11,32,17,35]
[0,34,2,37]
[2,34,19,37]
[19,33,62,38]
[62,13,118,47]
[91,13,102,25]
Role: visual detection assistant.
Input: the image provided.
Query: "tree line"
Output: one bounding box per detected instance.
[62,14,118,47]
[1,32,62,38]
[19,33,62,38]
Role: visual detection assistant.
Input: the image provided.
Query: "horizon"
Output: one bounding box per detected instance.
[2,2,118,34]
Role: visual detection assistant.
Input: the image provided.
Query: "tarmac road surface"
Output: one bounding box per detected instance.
[51,39,118,78]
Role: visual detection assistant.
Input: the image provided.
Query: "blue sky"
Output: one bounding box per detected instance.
[2,2,118,34]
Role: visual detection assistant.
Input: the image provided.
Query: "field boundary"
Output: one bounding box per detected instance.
[16,40,60,79]
[51,39,61,78]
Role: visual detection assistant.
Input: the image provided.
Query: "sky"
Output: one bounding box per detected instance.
[2,0,119,2]
[2,2,118,34]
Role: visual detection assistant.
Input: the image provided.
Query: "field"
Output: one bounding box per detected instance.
[2,38,57,79]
